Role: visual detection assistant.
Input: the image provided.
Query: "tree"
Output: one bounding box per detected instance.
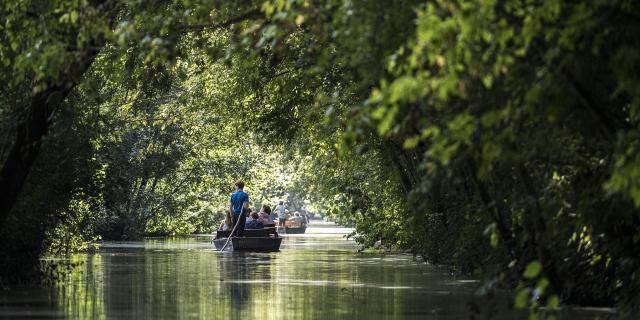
[2,0,640,315]
[0,0,265,283]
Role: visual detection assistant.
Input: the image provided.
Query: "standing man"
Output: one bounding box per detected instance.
[275,200,286,228]
[229,180,249,237]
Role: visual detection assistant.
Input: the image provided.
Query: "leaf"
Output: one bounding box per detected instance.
[403,136,420,149]
[377,105,397,136]
[524,261,542,279]
[483,222,496,235]
[371,106,386,120]
[389,76,420,103]
[490,231,499,248]
[421,126,440,139]
[547,295,560,308]
[514,288,530,308]
[482,74,493,88]
[70,10,78,24]
[261,2,275,16]
[535,278,549,293]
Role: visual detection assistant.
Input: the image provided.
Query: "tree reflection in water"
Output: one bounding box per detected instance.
[0,230,614,319]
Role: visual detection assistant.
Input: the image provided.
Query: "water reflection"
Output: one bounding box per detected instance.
[0,224,616,319]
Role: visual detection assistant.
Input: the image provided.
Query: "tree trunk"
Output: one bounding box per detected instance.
[517,164,563,293]
[466,159,517,258]
[0,48,101,226]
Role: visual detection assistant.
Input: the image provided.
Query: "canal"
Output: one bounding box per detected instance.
[0,222,614,319]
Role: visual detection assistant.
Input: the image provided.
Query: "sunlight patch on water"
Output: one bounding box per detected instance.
[219,278,428,291]
[377,286,418,290]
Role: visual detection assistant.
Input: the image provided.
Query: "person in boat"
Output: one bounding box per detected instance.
[293,212,305,226]
[285,209,293,227]
[275,201,286,227]
[269,204,278,222]
[219,209,233,231]
[303,212,310,224]
[299,209,309,224]
[259,204,273,224]
[229,180,250,237]
[245,212,264,229]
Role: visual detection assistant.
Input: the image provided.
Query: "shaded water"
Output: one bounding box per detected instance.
[0,222,616,319]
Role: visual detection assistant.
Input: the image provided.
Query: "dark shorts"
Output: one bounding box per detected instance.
[232,213,246,237]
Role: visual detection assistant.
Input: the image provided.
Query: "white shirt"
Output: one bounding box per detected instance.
[275,204,286,217]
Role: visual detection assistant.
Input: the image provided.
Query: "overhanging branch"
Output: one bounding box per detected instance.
[175,9,262,33]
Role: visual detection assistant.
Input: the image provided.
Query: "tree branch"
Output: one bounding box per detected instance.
[175,9,262,33]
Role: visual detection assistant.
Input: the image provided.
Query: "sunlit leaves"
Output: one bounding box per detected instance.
[514,288,531,309]
[376,105,398,136]
[523,261,542,279]
[547,295,560,309]
[2,0,113,90]
[606,135,640,207]
[483,223,499,248]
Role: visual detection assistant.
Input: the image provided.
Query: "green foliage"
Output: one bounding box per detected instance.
[2,0,640,317]
[238,0,640,315]
[0,0,266,282]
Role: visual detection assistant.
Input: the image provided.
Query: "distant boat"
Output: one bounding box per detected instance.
[274,219,308,234]
[213,227,282,252]
[277,225,307,234]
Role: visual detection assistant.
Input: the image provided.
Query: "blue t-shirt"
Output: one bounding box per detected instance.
[230,190,249,214]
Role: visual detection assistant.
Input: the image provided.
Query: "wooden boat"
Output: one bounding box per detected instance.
[275,220,307,234]
[213,227,282,252]
[277,225,307,234]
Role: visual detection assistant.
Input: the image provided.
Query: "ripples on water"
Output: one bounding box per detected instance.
[0,222,617,319]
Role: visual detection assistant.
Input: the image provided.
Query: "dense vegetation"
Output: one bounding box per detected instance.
[1,0,639,316]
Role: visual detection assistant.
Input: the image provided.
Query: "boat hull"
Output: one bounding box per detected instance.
[277,226,307,234]
[233,237,282,251]
[213,236,282,252]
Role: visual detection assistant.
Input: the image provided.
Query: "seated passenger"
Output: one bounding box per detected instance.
[269,206,278,223]
[293,212,305,226]
[259,204,273,224]
[245,212,264,229]
[220,209,233,231]
[296,212,307,225]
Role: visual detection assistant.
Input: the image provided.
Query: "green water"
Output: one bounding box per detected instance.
[0,223,616,319]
